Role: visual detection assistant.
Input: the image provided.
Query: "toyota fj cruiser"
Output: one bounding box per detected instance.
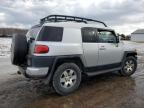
[11,15,137,95]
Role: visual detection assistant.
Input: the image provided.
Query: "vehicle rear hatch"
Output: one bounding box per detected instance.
[26,26,41,55]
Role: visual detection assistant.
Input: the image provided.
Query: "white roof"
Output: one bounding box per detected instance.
[43,22,113,30]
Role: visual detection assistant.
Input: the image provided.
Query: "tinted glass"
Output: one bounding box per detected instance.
[97,30,116,43]
[37,26,63,41]
[81,28,97,42]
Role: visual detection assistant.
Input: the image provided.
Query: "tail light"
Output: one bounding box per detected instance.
[34,45,49,54]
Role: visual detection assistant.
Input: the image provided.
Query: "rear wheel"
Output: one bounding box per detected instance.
[52,63,81,95]
[119,56,137,76]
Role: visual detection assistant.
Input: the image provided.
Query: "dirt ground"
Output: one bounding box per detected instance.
[0,53,144,108]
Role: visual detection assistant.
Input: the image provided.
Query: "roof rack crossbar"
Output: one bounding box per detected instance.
[40,15,107,27]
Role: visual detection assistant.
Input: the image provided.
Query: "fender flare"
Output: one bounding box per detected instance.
[122,51,137,63]
[44,55,84,85]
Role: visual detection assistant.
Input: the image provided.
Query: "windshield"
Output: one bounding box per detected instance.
[26,27,41,40]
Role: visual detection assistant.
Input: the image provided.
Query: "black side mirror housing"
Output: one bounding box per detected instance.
[116,36,119,43]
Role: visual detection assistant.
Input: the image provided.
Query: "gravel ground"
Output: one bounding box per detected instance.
[0,54,143,108]
[0,38,11,58]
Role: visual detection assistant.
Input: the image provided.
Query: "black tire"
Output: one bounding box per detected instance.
[119,56,137,76]
[11,34,28,65]
[52,63,81,95]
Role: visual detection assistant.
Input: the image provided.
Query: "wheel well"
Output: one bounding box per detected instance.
[126,52,137,58]
[48,57,85,85]
[54,57,84,72]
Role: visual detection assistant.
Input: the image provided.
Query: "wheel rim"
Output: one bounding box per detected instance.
[124,60,135,73]
[60,69,77,89]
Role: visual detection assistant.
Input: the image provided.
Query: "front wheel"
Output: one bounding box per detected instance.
[119,56,137,76]
[52,63,81,95]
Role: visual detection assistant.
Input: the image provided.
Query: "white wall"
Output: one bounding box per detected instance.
[131,34,144,42]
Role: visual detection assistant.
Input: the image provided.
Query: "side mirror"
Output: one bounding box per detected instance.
[116,36,119,43]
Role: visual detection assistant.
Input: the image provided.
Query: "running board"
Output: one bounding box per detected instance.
[85,67,121,76]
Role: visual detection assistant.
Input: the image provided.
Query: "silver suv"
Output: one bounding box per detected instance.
[11,15,137,95]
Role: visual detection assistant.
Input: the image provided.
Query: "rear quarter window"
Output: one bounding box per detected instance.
[37,26,63,41]
[26,27,41,39]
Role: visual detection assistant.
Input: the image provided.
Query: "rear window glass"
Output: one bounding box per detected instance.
[26,27,41,39]
[37,26,63,41]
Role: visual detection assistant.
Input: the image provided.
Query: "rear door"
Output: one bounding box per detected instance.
[97,29,123,65]
[82,27,99,67]
[26,26,41,55]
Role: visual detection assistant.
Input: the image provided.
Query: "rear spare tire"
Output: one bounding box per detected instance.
[11,34,28,65]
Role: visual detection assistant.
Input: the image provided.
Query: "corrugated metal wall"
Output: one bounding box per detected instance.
[131,34,144,42]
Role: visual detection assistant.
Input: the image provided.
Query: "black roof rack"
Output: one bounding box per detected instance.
[40,15,107,27]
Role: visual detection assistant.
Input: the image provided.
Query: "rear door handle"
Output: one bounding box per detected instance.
[99,46,106,50]
[99,48,106,50]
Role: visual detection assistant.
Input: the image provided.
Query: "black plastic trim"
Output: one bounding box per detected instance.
[122,51,137,61]
[84,62,121,73]
[44,55,84,84]
[28,55,55,68]
[28,52,137,84]
[86,67,121,76]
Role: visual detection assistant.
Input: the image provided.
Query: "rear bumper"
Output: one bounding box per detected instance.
[18,55,55,78]
[18,66,49,78]
[26,67,49,77]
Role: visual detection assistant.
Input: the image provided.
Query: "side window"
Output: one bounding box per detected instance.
[81,28,97,43]
[97,30,117,43]
[37,26,63,41]
[26,27,41,40]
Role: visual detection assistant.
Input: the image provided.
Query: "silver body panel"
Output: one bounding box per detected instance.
[18,66,49,77]
[34,42,83,56]
[82,43,99,67]
[98,43,123,65]
[25,22,136,77]
[26,67,49,77]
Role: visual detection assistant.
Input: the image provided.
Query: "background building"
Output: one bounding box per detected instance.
[131,29,144,42]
